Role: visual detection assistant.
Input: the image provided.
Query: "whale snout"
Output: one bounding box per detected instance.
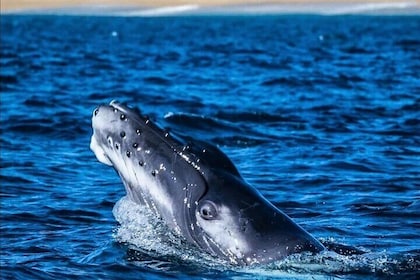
[90,101,138,167]
[91,101,139,139]
[90,100,163,190]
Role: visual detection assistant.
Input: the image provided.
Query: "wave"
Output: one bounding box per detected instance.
[4,2,419,16]
[119,5,200,17]
[164,112,240,134]
[322,1,418,15]
[3,4,200,17]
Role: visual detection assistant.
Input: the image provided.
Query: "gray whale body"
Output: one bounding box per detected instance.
[90,100,325,265]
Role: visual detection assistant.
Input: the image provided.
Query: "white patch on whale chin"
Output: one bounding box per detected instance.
[98,141,175,223]
[196,205,249,262]
[90,131,174,222]
[90,135,112,166]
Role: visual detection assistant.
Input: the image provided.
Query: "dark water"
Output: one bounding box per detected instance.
[1,14,419,279]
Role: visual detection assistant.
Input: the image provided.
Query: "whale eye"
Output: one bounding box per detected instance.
[199,200,218,220]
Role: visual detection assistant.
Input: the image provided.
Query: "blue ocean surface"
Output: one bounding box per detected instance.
[1,14,419,279]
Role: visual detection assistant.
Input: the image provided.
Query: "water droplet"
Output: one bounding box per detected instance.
[132,143,138,148]
[120,131,126,138]
[151,170,156,176]
[115,143,120,150]
[94,108,99,116]
[126,151,131,157]
[159,163,166,171]
[138,161,144,166]
[136,129,141,135]
[120,114,126,120]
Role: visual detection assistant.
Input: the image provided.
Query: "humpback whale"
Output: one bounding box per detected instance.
[90,100,325,265]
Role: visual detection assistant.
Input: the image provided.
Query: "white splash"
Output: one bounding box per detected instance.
[112,196,224,267]
[113,196,174,250]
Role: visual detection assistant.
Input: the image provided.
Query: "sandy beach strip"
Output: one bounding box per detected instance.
[1,0,419,14]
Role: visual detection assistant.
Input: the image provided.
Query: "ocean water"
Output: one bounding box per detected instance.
[1,14,419,279]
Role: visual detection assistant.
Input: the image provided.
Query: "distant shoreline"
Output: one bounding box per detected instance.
[2,0,419,15]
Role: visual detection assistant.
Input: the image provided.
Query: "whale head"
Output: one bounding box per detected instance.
[90,100,324,265]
